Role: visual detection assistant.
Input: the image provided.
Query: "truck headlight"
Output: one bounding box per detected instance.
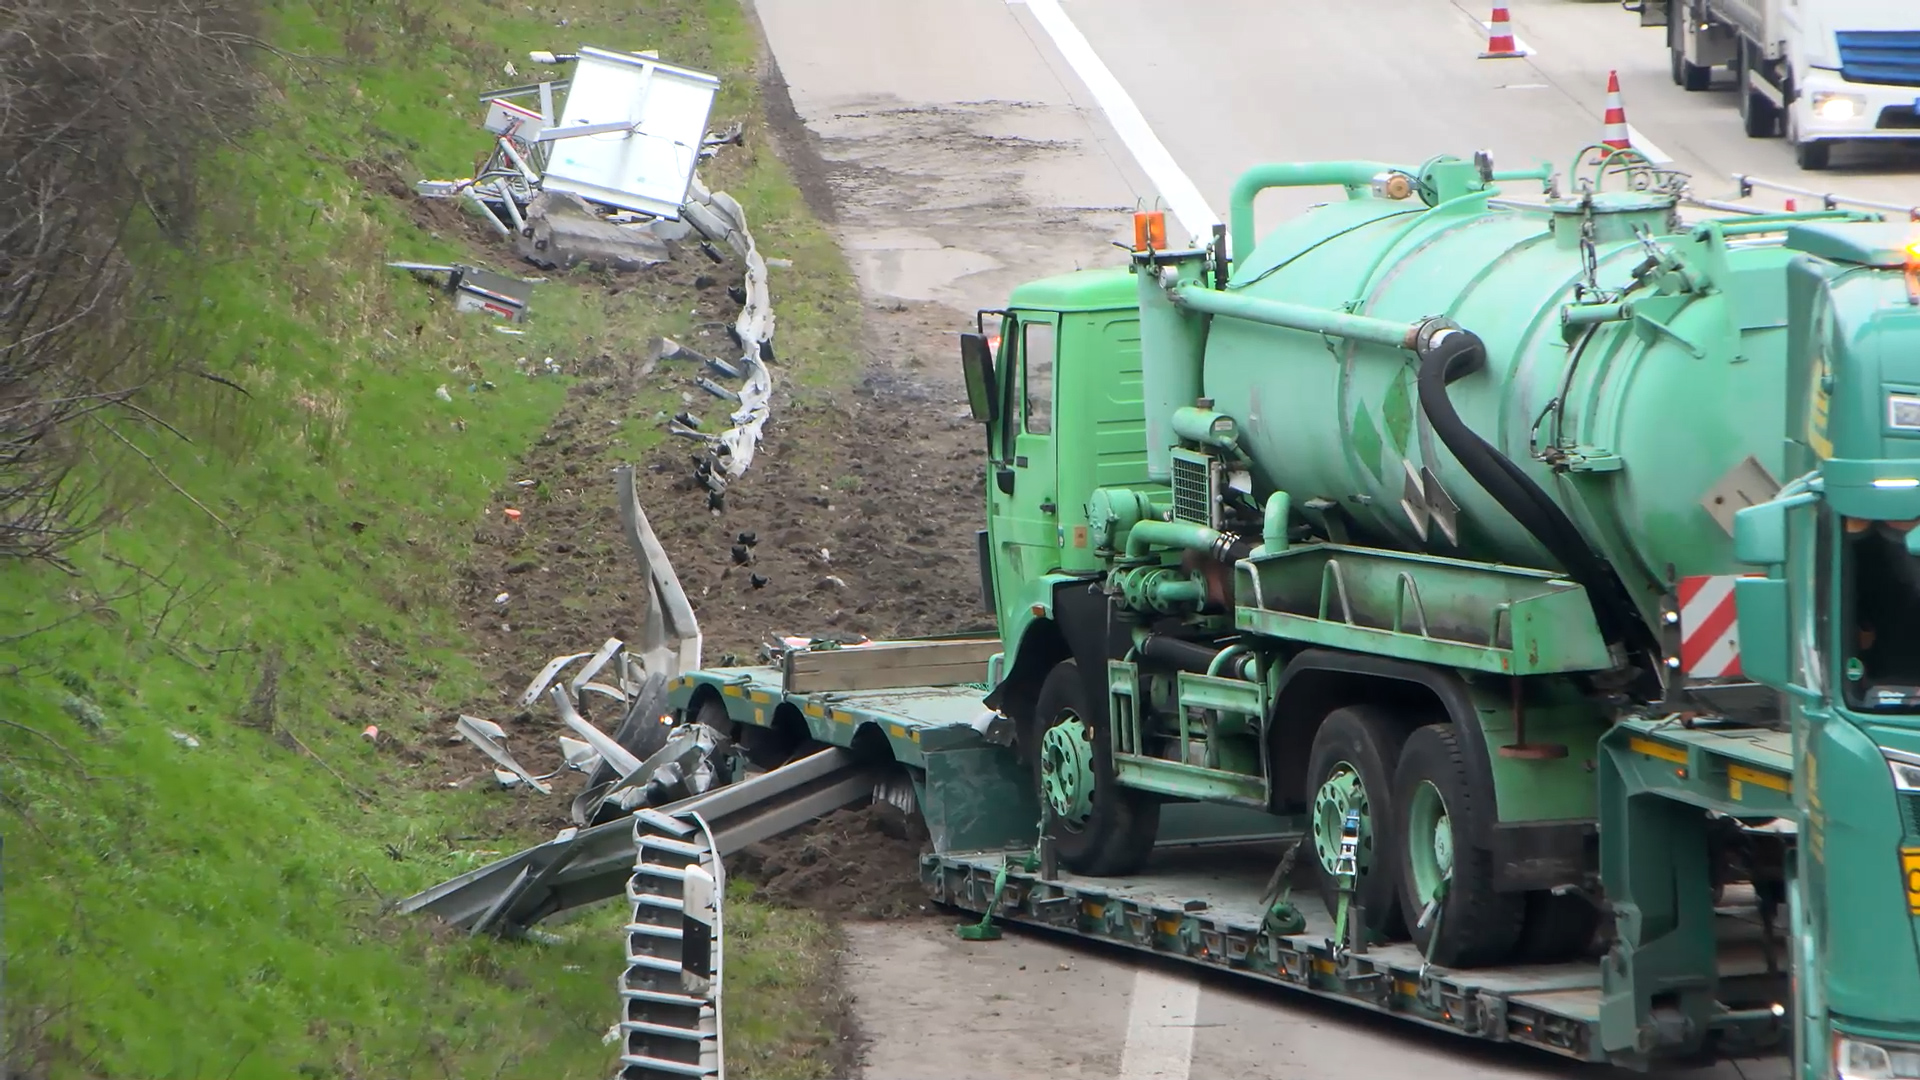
[1884,747,1920,791]
[1811,91,1866,122]
[1838,1035,1920,1079]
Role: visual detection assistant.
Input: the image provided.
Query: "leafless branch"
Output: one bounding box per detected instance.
[0,716,96,781]
[89,416,234,534]
[0,0,265,567]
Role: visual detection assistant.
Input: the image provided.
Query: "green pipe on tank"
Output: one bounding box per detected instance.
[1561,301,1630,329]
[1713,211,1865,237]
[1137,251,1213,483]
[1258,491,1291,556]
[1226,160,1553,266]
[1228,162,1406,268]
[1167,284,1420,350]
[1206,643,1256,679]
[1144,576,1207,609]
[1124,519,1222,561]
[1490,165,1555,183]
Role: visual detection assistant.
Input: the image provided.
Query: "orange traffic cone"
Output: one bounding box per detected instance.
[1602,70,1632,150]
[1480,5,1525,59]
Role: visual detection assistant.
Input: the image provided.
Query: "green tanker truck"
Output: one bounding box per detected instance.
[667,144,1920,1075]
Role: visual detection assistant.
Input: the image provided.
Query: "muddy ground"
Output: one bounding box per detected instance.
[359,23,1132,1073]
[328,63,988,989]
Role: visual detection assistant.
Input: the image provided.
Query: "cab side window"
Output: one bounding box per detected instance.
[1023,321,1056,435]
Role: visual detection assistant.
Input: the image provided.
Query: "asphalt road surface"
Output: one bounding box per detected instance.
[745,0,1912,1075]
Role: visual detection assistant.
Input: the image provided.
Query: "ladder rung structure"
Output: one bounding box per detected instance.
[617,809,723,1080]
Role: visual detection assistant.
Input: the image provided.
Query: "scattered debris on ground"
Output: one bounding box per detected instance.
[399,45,782,507]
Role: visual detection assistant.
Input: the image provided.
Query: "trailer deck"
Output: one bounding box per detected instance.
[923,844,1783,1066]
[667,643,1794,1071]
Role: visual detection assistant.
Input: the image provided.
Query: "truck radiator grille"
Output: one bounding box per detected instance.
[1837,30,1920,88]
[1170,455,1213,526]
[1901,793,1920,836]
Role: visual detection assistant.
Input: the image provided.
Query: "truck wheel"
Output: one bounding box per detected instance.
[1306,705,1414,940]
[1031,659,1159,876]
[1392,724,1524,968]
[1669,15,1711,91]
[1788,111,1831,169]
[1667,18,1683,85]
[1516,890,1600,963]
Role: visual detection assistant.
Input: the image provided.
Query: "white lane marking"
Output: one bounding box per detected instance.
[1626,123,1674,165]
[1477,19,1535,57]
[1007,0,1221,244]
[1116,967,1202,1080]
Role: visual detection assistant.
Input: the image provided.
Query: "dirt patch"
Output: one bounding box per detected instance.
[753,45,839,226]
[345,156,506,254]
[357,152,990,842]
[730,803,938,921]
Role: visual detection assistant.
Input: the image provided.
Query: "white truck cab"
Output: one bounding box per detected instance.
[1650,0,1920,169]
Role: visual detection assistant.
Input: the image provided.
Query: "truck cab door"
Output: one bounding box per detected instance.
[985,313,1062,614]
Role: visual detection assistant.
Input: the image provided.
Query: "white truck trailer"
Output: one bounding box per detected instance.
[1640,0,1920,168]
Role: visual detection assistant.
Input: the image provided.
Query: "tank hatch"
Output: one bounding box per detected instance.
[1783,221,1918,269]
[1546,190,1680,247]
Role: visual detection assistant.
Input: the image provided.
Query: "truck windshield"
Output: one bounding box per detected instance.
[1840,517,1920,714]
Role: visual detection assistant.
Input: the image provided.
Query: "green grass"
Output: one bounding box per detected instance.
[722,882,851,1080]
[0,0,860,1076]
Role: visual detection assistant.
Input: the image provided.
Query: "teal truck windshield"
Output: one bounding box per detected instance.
[1842,516,1920,713]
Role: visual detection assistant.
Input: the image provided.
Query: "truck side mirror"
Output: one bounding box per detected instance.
[1733,577,1792,690]
[959,332,998,424]
[1733,501,1788,566]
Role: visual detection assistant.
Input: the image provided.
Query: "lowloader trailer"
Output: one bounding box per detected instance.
[667,145,1920,1077]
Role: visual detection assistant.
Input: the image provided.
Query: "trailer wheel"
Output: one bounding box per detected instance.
[1031,659,1159,876]
[1516,890,1600,963]
[1392,724,1524,968]
[1306,705,1415,941]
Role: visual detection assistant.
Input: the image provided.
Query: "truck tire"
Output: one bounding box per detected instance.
[1306,705,1416,941]
[1669,14,1711,91]
[1516,889,1600,963]
[1391,723,1524,968]
[1031,659,1159,876]
[1788,110,1831,169]
[1667,16,1683,85]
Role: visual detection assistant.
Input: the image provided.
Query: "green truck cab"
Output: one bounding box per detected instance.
[1732,225,1920,1080]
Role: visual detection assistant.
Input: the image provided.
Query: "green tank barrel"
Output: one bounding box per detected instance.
[1162,158,1866,628]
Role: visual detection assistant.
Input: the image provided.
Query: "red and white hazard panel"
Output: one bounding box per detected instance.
[1678,575,1753,679]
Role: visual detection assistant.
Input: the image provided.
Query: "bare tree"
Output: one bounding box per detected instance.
[0,0,266,568]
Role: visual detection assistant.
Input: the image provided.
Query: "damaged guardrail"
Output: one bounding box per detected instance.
[393,745,870,936]
[450,465,710,823]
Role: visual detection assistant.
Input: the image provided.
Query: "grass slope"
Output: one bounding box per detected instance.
[0,0,855,1076]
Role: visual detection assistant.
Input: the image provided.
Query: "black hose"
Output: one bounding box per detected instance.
[1413,326,1648,657]
[1139,634,1224,674]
